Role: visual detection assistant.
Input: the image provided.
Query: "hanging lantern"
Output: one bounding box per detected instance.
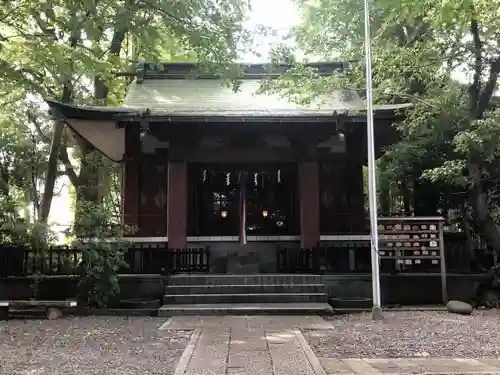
[262,209,269,218]
[221,209,228,218]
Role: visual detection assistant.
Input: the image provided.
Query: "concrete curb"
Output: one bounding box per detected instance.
[332,306,447,314]
[295,329,327,375]
[173,328,202,375]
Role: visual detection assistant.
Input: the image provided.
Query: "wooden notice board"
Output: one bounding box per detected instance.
[378,216,447,304]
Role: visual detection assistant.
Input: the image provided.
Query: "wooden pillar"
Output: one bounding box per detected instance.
[167,160,187,248]
[122,125,140,228]
[299,161,320,248]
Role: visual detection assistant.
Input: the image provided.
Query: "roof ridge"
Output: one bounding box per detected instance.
[115,61,357,82]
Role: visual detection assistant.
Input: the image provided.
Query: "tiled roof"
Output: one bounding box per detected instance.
[122,79,411,117]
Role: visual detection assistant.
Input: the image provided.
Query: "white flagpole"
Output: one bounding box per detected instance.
[363,0,383,320]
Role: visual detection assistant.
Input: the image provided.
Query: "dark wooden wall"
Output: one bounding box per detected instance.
[138,158,168,236]
[123,156,168,237]
[122,130,367,238]
[319,151,366,234]
[124,156,366,237]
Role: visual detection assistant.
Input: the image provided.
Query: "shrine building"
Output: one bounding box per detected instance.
[46,62,410,274]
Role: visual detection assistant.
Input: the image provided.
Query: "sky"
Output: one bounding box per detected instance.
[242,0,300,62]
[49,0,302,238]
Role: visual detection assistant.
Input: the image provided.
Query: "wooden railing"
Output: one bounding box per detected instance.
[277,233,495,274]
[169,248,211,273]
[276,245,371,274]
[0,244,211,277]
[0,245,83,276]
[276,248,320,273]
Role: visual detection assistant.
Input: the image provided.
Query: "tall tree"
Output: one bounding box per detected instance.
[272,0,500,253]
[0,0,251,223]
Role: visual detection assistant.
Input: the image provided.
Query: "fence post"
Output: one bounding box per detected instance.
[439,220,448,304]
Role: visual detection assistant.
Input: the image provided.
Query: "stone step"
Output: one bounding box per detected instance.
[168,274,323,286]
[158,302,333,316]
[163,292,328,304]
[165,283,326,295]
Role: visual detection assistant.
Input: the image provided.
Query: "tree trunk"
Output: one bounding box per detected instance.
[380,190,390,215]
[0,162,9,197]
[38,19,79,222]
[74,25,128,207]
[402,180,413,214]
[465,20,500,256]
[76,139,101,204]
[469,157,500,255]
[460,206,475,271]
[39,119,65,222]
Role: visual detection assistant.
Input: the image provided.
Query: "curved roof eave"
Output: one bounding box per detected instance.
[44,99,411,163]
[45,99,412,123]
[46,99,138,121]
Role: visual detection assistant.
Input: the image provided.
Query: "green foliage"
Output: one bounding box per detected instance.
[73,201,129,308]
[0,0,252,228]
[27,222,58,299]
[0,0,248,306]
[0,101,52,216]
[0,198,28,243]
[0,0,251,105]
[283,0,500,227]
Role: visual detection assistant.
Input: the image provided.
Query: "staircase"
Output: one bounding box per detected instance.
[157,274,333,316]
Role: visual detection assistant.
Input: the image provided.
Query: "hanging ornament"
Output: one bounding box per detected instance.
[277,169,281,183]
[202,169,207,182]
[254,172,258,186]
[226,172,231,186]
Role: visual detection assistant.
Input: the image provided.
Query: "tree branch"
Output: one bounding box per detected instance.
[477,57,500,117]
[138,0,195,28]
[59,145,78,186]
[0,4,25,24]
[28,110,79,187]
[27,111,50,143]
[0,163,9,196]
[0,59,56,98]
[94,0,136,103]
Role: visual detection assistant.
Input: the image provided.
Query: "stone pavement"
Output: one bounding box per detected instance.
[160,316,500,375]
[161,315,332,375]
[319,357,500,374]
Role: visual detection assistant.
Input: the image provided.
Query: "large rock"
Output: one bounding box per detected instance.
[46,307,63,320]
[446,300,473,315]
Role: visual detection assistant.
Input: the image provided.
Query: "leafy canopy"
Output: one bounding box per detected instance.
[285,0,500,218]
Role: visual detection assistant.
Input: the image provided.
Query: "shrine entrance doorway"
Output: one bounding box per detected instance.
[187,163,299,239]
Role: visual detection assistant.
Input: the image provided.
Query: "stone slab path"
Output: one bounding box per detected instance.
[162,316,331,375]
[320,357,500,374]
[161,316,500,375]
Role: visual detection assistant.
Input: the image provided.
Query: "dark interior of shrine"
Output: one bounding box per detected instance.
[187,163,299,236]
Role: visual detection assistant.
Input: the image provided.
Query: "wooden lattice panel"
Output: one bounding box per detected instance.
[377,218,444,270]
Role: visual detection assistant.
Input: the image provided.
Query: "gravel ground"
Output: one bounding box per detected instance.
[304,310,500,358]
[0,317,191,375]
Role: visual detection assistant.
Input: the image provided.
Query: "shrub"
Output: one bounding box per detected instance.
[73,201,128,308]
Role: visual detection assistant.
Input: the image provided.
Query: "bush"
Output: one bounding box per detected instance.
[73,201,128,308]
